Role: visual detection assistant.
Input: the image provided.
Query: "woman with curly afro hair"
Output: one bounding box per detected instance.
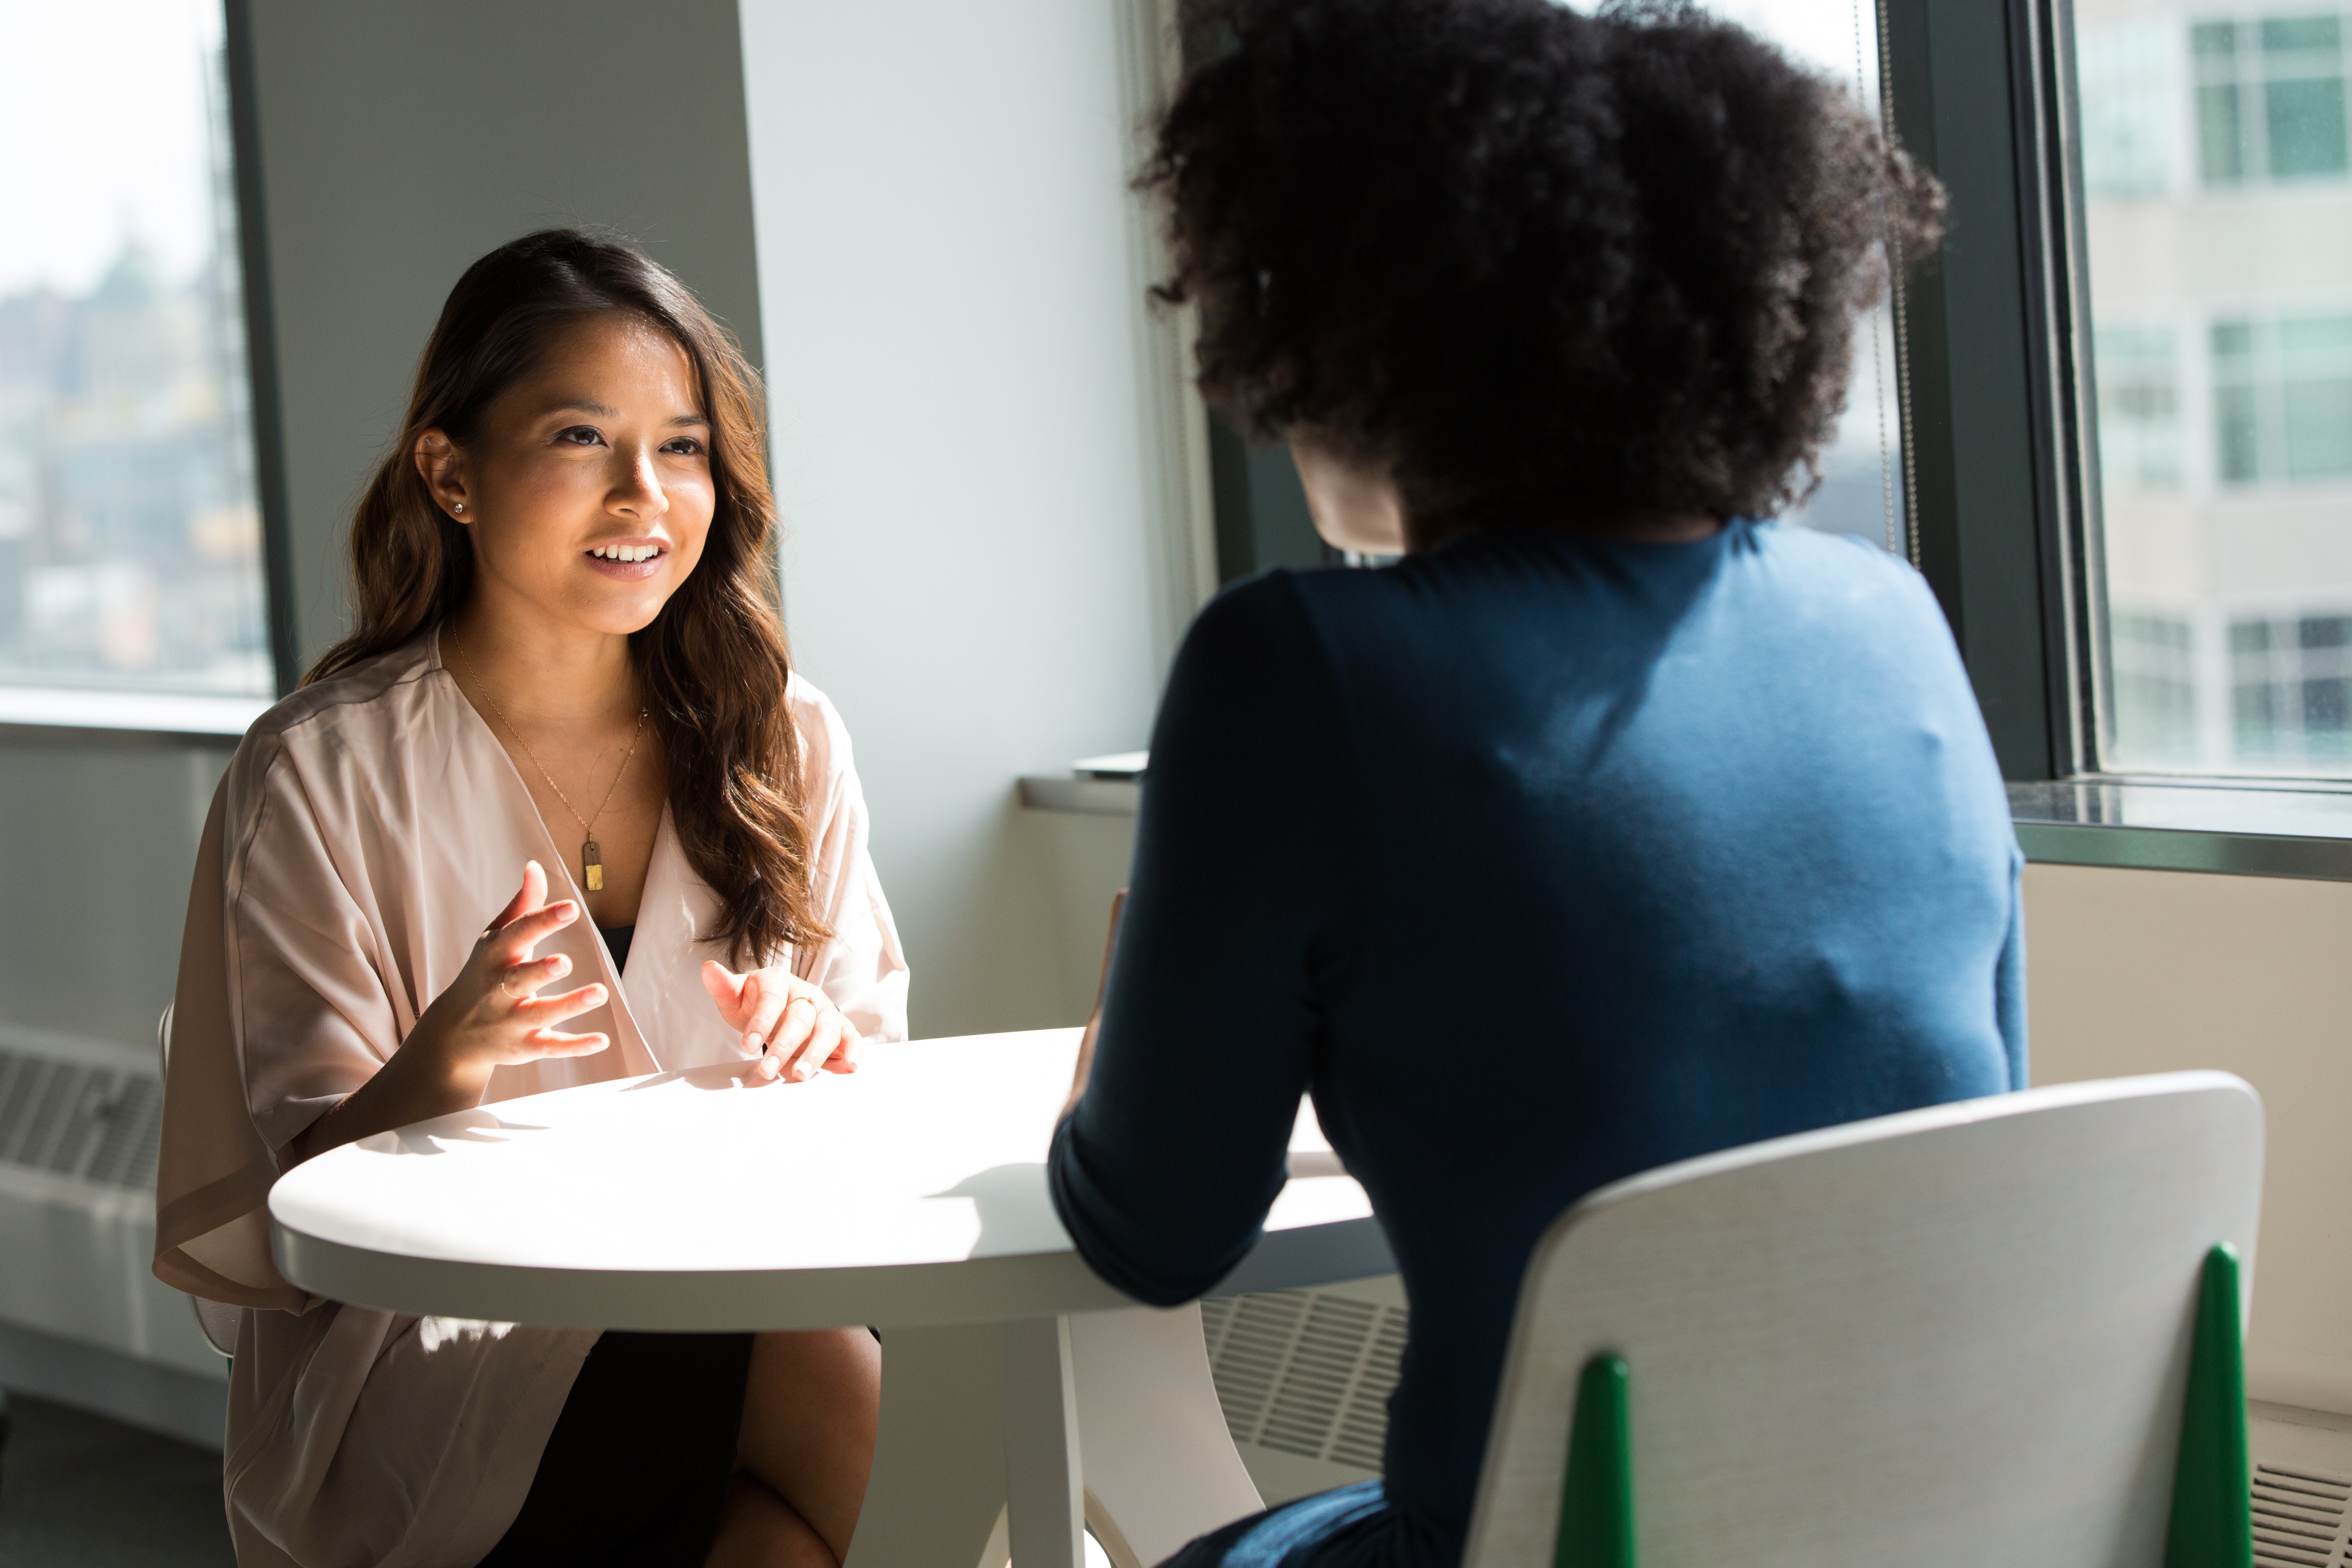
[1048,2,2019,1565]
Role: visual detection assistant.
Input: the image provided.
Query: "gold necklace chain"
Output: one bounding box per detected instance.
[450,627,647,893]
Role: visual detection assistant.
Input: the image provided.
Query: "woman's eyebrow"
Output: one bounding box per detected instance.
[535,399,708,427]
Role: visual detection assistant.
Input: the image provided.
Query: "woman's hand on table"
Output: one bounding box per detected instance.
[701,961,858,1083]
[292,861,609,1161]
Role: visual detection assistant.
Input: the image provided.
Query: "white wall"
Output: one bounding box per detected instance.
[2024,862,2352,1415]
[739,1,1210,1037]
[242,0,768,667]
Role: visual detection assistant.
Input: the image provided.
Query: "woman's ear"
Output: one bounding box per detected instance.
[413,429,471,523]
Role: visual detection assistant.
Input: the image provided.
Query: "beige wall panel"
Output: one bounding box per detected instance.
[2024,862,2352,1412]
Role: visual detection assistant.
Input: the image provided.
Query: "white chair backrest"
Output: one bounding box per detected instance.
[157,1005,238,1360]
[1462,1072,2263,1568]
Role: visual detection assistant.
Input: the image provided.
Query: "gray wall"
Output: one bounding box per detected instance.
[741,0,1205,1037]
[242,0,767,667]
[0,738,224,1050]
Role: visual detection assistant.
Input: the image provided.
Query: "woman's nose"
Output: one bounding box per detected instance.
[612,448,667,518]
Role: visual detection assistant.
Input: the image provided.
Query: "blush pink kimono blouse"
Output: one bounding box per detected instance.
[152,633,909,1568]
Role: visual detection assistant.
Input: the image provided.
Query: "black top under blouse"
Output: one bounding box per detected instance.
[599,924,634,976]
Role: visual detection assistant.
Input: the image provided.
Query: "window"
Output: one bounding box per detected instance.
[2096,325,2185,489]
[2211,315,2352,481]
[2230,610,2352,760]
[2193,13,2349,183]
[2076,1,2352,775]
[0,0,273,705]
[2112,609,2201,760]
[1703,0,1908,556]
[2082,18,2186,200]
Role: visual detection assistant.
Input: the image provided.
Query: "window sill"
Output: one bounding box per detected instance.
[1018,769,2352,883]
[0,685,271,745]
[1017,776,1141,817]
[2010,779,2352,882]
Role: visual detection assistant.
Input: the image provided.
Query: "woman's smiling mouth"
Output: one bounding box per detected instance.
[584,540,667,578]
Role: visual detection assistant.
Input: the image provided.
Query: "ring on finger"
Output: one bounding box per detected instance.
[500,968,532,1001]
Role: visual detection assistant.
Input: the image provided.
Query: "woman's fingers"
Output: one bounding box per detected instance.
[520,1027,609,1059]
[776,996,830,1081]
[814,1013,859,1076]
[741,974,795,1058]
[487,860,546,933]
[514,981,608,1026]
[498,953,571,999]
[496,898,580,963]
[699,960,747,1024]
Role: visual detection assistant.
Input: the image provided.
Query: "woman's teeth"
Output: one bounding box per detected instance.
[590,544,662,562]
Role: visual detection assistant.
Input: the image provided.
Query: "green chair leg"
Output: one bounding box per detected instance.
[1555,1354,1635,1568]
[2165,1243,2253,1568]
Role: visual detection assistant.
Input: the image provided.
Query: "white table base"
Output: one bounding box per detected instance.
[847,1302,1264,1568]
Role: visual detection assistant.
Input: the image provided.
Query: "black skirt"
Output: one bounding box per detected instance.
[476,1331,754,1568]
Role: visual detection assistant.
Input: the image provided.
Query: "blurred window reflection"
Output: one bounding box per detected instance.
[0,0,271,699]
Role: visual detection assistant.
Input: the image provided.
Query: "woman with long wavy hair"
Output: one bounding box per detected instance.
[154,229,906,1568]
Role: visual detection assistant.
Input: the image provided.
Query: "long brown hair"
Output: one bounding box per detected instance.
[307,229,826,966]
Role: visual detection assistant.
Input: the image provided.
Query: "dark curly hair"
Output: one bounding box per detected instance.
[1145,0,1946,536]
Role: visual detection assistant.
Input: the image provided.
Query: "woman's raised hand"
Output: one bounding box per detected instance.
[413,859,612,1089]
[290,861,609,1162]
[701,961,858,1084]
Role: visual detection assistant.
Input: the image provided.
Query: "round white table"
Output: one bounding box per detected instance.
[268,1028,1393,1568]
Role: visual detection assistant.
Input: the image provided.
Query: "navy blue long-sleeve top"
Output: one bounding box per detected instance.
[1048,520,2025,1568]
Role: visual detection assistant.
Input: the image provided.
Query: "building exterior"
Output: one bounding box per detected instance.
[0,43,266,697]
[2079,0,2352,773]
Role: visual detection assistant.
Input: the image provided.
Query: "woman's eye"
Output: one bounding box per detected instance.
[554,426,605,447]
[662,437,706,457]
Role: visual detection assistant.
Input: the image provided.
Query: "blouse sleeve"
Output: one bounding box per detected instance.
[789,682,910,1044]
[1047,573,1356,1306]
[156,736,406,1310]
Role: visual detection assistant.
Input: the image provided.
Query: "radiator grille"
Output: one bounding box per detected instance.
[0,1046,162,1191]
[1200,1289,1407,1472]
[2256,1464,2352,1568]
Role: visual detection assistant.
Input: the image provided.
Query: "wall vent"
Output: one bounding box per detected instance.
[1201,1289,1407,1472]
[0,1045,162,1191]
[2255,1463,2352,1568]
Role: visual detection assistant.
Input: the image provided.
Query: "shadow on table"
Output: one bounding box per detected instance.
[357,1108,550,1156]
[930,1162,1073,1258]
[623,1060,778,1093]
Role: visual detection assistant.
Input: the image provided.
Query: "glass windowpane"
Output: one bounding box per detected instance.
[2263,76,2349,174]
[2199,82,2248,181]
[2081,1,2352,776]
[0,0,271,698]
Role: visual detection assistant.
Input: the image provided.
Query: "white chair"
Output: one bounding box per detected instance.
[1462,1071,2263,1568]
[157,1004,240,1360]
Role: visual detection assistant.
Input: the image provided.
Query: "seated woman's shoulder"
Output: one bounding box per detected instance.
[240,635,441,761]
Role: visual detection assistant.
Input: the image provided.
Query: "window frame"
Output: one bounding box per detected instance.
[0,0,298,740]
[1884,0,2099,785]
[1898,0,2352,876]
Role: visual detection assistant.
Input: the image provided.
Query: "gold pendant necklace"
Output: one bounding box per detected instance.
[451,629,647,893]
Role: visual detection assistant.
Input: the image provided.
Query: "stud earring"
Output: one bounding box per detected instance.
[452,503,465,514]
